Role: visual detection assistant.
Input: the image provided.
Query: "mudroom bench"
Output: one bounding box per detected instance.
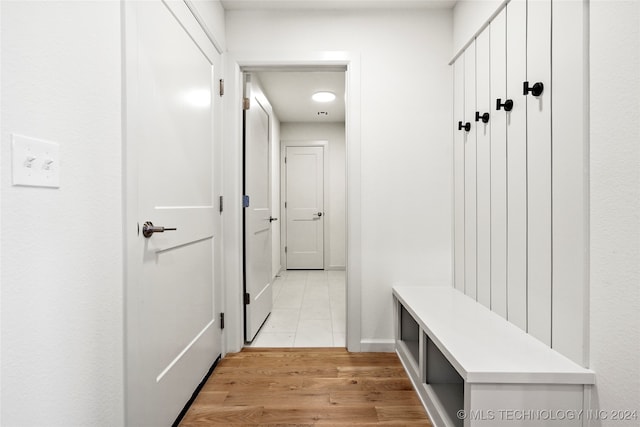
[392,285,595,427]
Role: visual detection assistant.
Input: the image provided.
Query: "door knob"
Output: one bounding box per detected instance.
[313,212,323,218]
[269,217,278,222]
[475,111,490,123]
[496,98,514,111]
[142,221,177,238]
[523,81,544,96]
[457,121,471,132]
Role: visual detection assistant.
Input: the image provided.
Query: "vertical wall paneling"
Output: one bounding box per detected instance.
[452,0,587,361]
[551,0,588,366]
[505,0,527,331]
[526,0,552,346]
[475,28,492,309]
[464,44,478,300]
[489,8,508,318]
[453,57,466,294]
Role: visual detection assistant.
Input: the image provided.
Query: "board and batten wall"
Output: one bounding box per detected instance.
[452,0,589,365]
[226,8,453,350]
[453,0,640,424]
[281,122,346,270]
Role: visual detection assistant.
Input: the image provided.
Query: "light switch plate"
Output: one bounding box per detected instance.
[12,134,60,188]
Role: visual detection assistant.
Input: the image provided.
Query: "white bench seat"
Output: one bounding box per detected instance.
[393,285,595,427]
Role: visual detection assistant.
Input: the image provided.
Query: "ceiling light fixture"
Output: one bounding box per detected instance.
[312,91,336,103]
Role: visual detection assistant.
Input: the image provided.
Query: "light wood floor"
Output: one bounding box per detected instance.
[179,348,432,426]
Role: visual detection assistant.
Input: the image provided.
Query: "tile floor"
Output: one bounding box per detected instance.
[248,269,346,347]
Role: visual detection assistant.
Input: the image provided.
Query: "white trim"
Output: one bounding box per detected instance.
[223,50,362,353]
[448,0,510,65]
[183,0,225,55]
[281,140,330,271]
[360,339,396,353]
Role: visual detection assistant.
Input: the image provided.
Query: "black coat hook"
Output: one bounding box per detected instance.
[523,81,544,96]
[475,111,490,123]
[496,98,514,111]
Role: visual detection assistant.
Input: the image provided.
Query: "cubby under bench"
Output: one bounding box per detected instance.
[393,286,595,427]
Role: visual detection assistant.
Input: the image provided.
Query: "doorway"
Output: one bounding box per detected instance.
[242,69,347,347]
[223,52,362,354]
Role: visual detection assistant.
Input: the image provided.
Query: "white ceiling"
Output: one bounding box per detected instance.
[221,0,456,10]
[255,71,346,123]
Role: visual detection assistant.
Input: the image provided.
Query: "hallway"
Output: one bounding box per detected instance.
[249,270,346,347]
[179,348,431,426]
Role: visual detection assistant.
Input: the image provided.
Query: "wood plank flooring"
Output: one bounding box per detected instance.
[179,348,432,426]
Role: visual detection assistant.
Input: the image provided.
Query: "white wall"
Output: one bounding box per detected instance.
[226,8,453,348]
[589,1,640,424]
[1,1,124,425]
[281,122,346,270]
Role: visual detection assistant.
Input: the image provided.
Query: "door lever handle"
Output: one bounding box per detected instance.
[269,217,278,222]
[142,221,177,238]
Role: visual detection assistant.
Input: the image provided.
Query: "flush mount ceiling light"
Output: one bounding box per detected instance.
[312,91,336,103]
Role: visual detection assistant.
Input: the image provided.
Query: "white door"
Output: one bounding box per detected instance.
[243,75,273,342]
[285,146,325,269]
[124,1,222,425]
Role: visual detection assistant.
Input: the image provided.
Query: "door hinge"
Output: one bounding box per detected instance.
[285,246,287,253]
[244,293,251,305]
[284,157,287,164]
[243,195,250,208]
[243,97,250,110]
[219,195,224,213]
[285,201,287,208]
[219,79,224,96]
[220,312,225,330]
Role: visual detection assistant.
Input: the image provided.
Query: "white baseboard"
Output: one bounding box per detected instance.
[360,338,395,352]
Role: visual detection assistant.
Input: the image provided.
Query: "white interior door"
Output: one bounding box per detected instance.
[125,1,222,425]
[285,146,325,269]
[244,75,273,342]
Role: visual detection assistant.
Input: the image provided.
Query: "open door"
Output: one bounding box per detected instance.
[124,1,223,425]
[243,74,274,342]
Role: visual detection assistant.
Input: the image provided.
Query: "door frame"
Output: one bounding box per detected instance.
[223,51,362,353]
[281,140,330,271]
